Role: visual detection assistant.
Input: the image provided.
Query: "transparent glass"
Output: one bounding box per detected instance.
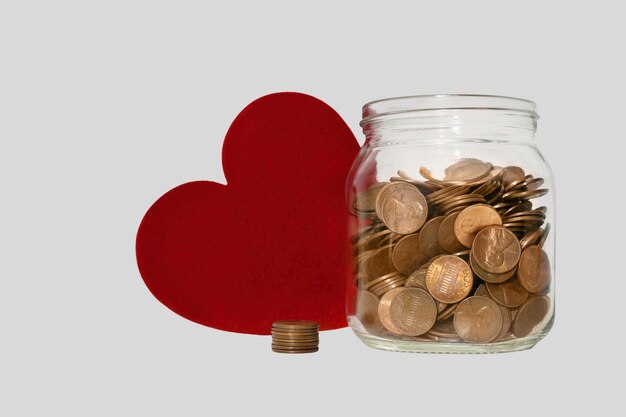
[346,95,555,353]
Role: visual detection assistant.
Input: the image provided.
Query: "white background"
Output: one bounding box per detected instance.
[1,1,623,415]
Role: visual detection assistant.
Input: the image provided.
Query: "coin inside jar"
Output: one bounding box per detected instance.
[353,183,386,213]
[453,296,503,343]
[376,182,428,234]
[512,295,551,337]
[355,291,384,335]
[472,226,521,274]
[419,216,446,258]
[362,245,396,282]
[438,212,466,253]
[502,166,526,186]
[425,255,473,304]
[377,287,406,334]
[454,204,503,248]
[389,288,437,336]
[405,266,429,290]
[427,319,459,339]
[444,158,493,183]
[495,304,512,341]
[392,233,429,275]
[486,279,529,308]
[469,251,516,284]
[518,245,551,294]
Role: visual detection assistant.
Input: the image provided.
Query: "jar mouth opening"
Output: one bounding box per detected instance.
[360,94,538,127]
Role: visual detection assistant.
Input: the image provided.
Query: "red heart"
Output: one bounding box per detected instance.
[136,92,360,334]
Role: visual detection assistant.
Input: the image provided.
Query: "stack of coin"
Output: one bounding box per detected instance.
[271,320,319,354]
[351,159,552,344]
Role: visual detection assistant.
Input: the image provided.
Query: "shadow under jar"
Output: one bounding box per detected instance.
[346,95,555,353]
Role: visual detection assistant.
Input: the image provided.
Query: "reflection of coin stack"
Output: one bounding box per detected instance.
[271,321,319,354]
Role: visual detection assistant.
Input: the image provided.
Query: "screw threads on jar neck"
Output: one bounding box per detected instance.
[360,95,538,145]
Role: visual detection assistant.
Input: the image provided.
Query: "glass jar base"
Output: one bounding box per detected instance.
[353,329,547,354]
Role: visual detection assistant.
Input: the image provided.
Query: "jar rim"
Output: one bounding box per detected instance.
[361,94,538,127]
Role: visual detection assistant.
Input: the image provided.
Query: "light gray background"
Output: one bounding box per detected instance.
[1,1,623,415]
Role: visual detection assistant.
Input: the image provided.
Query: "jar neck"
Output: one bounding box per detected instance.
[360,95,538,146]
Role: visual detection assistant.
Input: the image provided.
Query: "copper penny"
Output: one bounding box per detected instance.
[473,180,499,197]
[377,287,405,335]
[518,246,551,294]
[439,193,486,207]
[272,340,319,347]
[272,320,318,330]
[453,296,503,343]
[486,187,505,205]
[501,201,534,217]
[365,271,403,290]
[486,279,529,308]
[495,305,512,341]
[270,335,318,341]
[272,344,319,351]
[376,182,428,234]
[392,233,429,275]
[472,226,521,274]
[505,210,546,220]
[501,166,526,186]
[427,319,459,339]
[437,302,459,321]
[444,158,493,183]
[271,339,318,346]
[454,204,503,248]
[474,284,488,297]
[353,229,391,254]
[438,212,467,254]
[425,255,473,303]
[440,196,488,215]
[512,295,551,337]
[450,249,470,258]
[492,201,517,213]
[369,274,406,291]
[519,228,543,250]
[469,252,516,284]
[505,174,533,191]
[389,288,437,336]
[362,245,396,280]
[426,185,469,204]
[523,177,545,191]
[369,274,407,297]
[272,347,319,354]
[419,216,447,258]
[502,215,545,225]
[353,183,386,213]
[502,188,549,201]
[538,223,551,248]
[405,266,428,290]
[355,291,384,335]
[463,166,503,187]
[271,330,318,337]
[271,331,318,338]
[378,232,402,248]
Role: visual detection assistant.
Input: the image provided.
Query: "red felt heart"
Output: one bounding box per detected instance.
[136,92,359,334]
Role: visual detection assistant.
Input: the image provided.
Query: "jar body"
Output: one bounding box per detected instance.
[346,96,555,353]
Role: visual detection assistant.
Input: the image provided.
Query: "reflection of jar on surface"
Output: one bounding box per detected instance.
[346,95,555,353]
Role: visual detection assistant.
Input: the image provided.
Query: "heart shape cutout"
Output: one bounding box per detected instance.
[136,92,359,334]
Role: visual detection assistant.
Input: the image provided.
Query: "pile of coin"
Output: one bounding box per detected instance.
[351,159,552,344]
[271,320,319,354]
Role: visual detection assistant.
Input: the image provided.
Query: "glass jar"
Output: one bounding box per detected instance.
[346,95,555,353]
